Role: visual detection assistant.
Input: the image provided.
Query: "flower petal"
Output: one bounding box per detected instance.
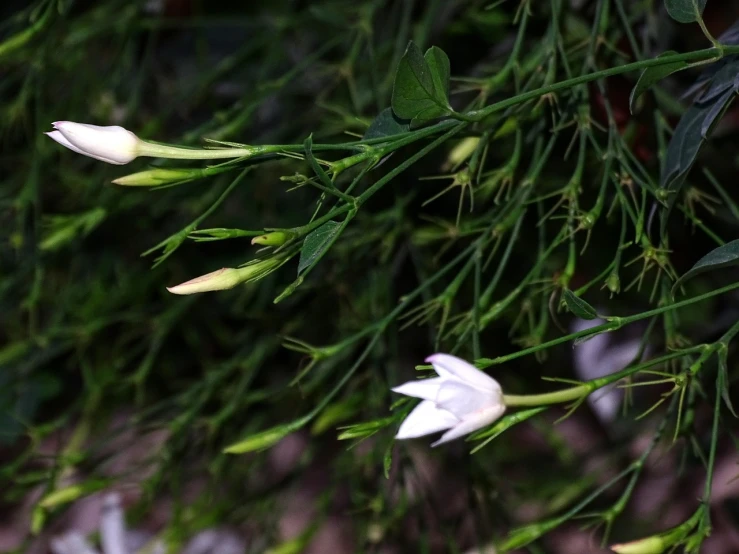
[53,122,140,165]
[431,404,506,447]
[436,380,494,419]
[45,131,89,157]
[426,353,500,392]
[391,377,445,401]
[395,400,458,440]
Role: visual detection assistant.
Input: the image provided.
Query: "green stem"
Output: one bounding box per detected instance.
[467,46,739,122]
[501,347,701,407]
[479,280,739,369]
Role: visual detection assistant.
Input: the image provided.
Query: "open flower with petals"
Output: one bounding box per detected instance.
[392,353,505,447]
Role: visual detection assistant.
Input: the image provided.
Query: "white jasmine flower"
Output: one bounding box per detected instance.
[392,353,506,447]
[45,121,255,165]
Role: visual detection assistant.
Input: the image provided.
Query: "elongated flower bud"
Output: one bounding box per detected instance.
[167,258,287,295]
[610,537,666,554]
[46,122,140,164]
[167,268,245,295]
[112,168,200,186]
[46,121,256,165]
[251,231,294,247]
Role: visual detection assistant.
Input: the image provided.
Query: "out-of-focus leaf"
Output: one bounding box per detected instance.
[672,239,739,294]
[695,58,739,103]
[660,88,736,222]
[224,416,310,454]
[664,0,708,24]
[470,407,547,453]
[363,108,410,140]
[39,207,106,251]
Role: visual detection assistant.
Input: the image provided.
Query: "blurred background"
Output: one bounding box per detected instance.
[3,1,739,553]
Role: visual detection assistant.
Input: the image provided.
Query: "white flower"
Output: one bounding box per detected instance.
[392,353,506,447]
[46,122,141,165]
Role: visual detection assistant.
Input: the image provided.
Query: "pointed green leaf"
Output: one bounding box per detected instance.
[718,349,737,418]
[672,239,739,294]
[470,407,547,453]
[363,108,410,140]
[660,88,736,223]
[224,416,310,454]
[562,289,598,320]
[391,42,453,128]
[664,0,707,24]
[695,57,739,103]
[629,51,690,113]
[383,442,393,479]
[298,220,342,275]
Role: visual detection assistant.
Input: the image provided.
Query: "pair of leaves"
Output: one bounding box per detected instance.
[391,42,453,128]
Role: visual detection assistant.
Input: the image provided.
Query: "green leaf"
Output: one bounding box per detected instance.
[383,441,393,479]
[424,46,451,101]
[664,0,708,24]
[391,42,453,128]
[298,220,342,275]
[224,416,310,454]
[718,349,738,417]
[40,207,106,251]
[39,480,109,508]
[629,51,690,114]
[694,58,739,103]
[660,88,736,222]
[562,289,598,320]
[311,395,361,435]
[469,408,547,453]
[363,107,410,140]
[337,416,395,440]
[672,239,739,294]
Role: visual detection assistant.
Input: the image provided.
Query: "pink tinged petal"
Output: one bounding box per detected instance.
[426,353,500,393]
[395,400,459,440]
[391,377,445,401]
[431,403,506,447]
[45,131,89,157]
[435,380,495,419]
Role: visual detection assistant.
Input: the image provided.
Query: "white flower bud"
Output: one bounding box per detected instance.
[46,122,141,165]
[167,258,287,295]
[166,268,245,295]
[46,121,256,165]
